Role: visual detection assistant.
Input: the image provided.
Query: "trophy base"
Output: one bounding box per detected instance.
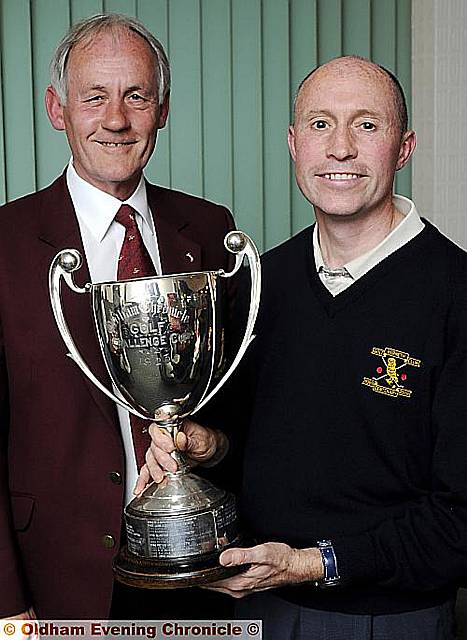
[113,468,249,589]
[113,537,249,589]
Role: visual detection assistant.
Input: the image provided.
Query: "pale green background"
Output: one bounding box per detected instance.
[0,0,411,252]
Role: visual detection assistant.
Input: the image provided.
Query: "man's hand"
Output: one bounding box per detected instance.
[134,420,228,494]
[205,542,324,598]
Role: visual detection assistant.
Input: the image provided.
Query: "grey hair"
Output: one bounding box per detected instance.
[49,13,170,106]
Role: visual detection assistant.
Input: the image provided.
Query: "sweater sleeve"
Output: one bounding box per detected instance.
[333,269,467,592]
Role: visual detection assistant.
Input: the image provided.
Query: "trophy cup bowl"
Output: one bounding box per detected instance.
[49,231,261,588]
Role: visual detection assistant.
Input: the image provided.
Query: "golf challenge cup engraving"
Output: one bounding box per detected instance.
[49,231,260,588]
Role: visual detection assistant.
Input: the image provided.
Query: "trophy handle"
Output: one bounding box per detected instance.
[194,231,261,414]
[48,249,146,418]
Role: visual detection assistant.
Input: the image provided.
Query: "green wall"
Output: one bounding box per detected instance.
[0,0,411,252]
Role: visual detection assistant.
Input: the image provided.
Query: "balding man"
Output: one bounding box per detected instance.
[145,56,467,639]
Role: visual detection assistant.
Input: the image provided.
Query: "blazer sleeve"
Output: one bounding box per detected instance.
[0,318,29,616]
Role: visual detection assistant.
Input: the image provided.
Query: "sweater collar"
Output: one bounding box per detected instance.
[313,194,425,282]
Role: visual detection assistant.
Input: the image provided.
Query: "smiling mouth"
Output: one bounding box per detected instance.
[318,173,365,181]
[96,141,136,148]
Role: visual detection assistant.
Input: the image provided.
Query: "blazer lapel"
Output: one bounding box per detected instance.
[146,184,202,275]
[37,174,118,430]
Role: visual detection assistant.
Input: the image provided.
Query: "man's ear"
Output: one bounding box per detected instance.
[396,129,416,171]
[157,93,170,129]
[287,125,297,162]
[45,85,65,131]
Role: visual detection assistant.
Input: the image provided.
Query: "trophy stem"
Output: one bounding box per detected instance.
[160,422,190,473]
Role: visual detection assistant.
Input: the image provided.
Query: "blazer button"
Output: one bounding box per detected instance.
[109,471,122,485]
[102,535,116,549]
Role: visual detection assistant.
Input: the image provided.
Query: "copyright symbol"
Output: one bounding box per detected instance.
[247,622,260,636]
[4,622,16,635]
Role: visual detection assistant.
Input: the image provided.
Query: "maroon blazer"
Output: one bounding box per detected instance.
[0,174,235,617]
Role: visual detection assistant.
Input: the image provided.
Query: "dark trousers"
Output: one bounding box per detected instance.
[236,591,456,640]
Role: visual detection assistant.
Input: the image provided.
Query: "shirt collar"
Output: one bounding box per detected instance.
[313,195,424,278]
[66,160,153,242]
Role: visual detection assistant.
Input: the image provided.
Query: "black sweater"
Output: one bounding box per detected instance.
[222,220,467,614]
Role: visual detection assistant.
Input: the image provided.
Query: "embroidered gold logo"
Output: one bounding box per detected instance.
[362,347,421,398]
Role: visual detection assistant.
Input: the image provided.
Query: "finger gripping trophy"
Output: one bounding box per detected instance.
[49,231,260,588]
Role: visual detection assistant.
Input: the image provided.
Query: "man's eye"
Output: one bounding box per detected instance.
[85,95,105,103]
[360,122,376,131]
[128,93,146,102]
[312,121,328,130]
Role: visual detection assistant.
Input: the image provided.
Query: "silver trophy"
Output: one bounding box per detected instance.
[49,231,260,588]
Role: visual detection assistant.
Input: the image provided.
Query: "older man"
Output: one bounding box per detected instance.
[146,56,467,639]
[0,14,234,619]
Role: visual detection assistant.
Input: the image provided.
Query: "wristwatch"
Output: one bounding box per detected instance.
[316,539,341,587]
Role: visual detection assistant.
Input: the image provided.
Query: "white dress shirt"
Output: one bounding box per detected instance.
[313,194,425,296]
[67,161,161,504]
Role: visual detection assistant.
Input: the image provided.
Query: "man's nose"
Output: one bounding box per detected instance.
[102,99,130,131]
[326,126,357,161]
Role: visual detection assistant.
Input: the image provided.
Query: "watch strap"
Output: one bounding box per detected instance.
[316,539,340,587]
